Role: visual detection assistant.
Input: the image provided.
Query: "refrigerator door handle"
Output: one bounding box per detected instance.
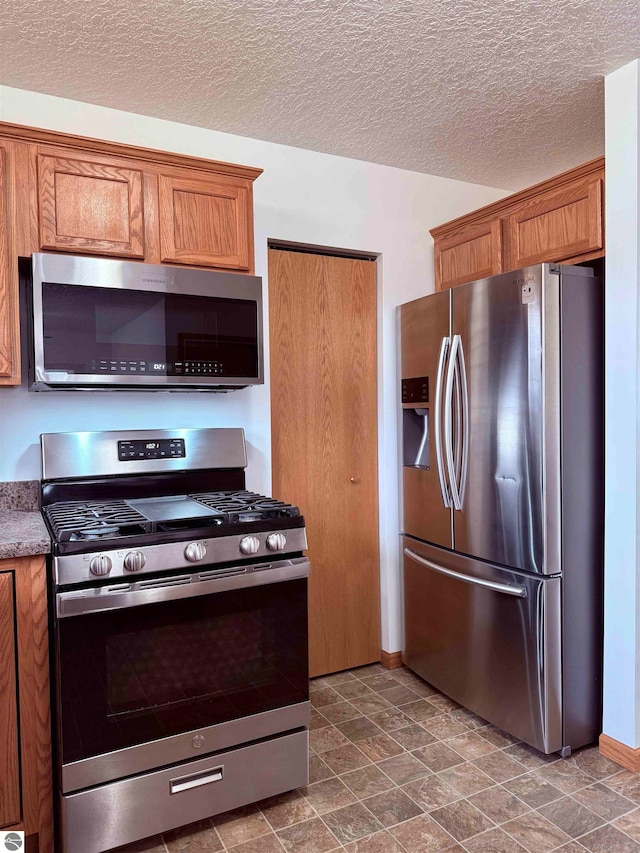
[404,548,528,598]
[434,336,451,508]
[458,335,470,507]
[444,334,462,510]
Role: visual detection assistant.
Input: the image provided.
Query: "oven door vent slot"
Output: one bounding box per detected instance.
[138,575,192,590]
[199,567,248,582]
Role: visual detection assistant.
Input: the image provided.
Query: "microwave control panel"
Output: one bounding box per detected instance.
[90,360,225,375]
[118,438,186,461]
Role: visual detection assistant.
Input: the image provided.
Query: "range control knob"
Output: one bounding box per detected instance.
[89,555,113,577]
[185,542,207,563]
[239,536,260,556]
[266,533,287,552]
[123,551,146,572]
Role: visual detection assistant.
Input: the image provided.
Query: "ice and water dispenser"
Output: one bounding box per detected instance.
[402,376,430,469]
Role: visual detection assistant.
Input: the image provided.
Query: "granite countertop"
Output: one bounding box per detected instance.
[0,481,51,559]
[0,510,51,558]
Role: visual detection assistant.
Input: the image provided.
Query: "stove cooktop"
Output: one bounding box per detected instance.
[44,490,302,546]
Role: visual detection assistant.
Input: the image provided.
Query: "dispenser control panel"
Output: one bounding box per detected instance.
[402,377,429,404]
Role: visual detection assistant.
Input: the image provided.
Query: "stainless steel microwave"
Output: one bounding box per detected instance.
[26,253,263,391]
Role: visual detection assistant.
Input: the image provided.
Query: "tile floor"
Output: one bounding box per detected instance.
[114,664,640,853]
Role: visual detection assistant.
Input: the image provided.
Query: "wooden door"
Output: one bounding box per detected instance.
[503,176,603,270]
[0,572,20,828]
[37,152,145,257]
[158,172,253,271]
[269,248,380,677]
[435,219,502,290]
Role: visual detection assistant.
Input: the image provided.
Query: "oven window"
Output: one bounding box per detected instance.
[57,579,308,765]
[41,282,259,377]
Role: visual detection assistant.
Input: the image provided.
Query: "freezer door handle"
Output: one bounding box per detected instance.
[434,336,451,508]
[404,548,527,597]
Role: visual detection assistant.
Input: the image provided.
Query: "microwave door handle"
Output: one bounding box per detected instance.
[56,558,310,618]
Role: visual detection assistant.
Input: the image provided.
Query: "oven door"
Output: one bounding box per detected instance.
[54,557,310,793]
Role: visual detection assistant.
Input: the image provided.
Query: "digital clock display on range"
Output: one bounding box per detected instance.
[118,438,186,461]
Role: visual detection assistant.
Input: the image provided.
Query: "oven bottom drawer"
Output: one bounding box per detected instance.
[60,729,309,853]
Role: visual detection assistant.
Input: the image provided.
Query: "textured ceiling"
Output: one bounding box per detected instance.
[1,0,639,189]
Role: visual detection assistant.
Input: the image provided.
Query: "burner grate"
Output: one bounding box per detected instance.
[44,500,151,542]
[191,490,300,521]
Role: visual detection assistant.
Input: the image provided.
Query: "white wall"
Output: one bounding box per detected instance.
[603,60,640,747]
[0,85,506,652]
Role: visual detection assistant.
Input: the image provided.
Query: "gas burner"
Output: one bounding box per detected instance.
[191,491,300,522]
[44,490,302,548]
[44,500,151,543]
[72,525,121,541]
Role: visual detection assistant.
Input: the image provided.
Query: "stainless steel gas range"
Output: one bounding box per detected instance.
[41,428,310,853]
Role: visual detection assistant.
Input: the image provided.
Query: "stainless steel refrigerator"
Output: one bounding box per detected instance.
[400,263,603,756]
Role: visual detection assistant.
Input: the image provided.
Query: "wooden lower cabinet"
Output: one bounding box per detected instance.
[431,157,605,290]
[0,573,20,829]
[0,555,53,853]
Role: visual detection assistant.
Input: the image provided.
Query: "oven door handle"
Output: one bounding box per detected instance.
[56,557,310,618]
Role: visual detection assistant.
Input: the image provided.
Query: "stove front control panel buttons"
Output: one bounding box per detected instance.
[185,542,207,563]
[118,438,186,461]
[123,551,146,572]
[89,555,112,576]
[266,533,287,552]
[239,536,260,556]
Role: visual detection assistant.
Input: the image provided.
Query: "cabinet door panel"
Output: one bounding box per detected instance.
[0,572,20,828]
[435,219,501,290]
[158,173,251,270]
[504,177,603,270]
[0,146,12,378]
[38,153,145,257]
[0,142,19,386]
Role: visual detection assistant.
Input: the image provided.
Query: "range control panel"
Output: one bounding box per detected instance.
[118,438,186,461]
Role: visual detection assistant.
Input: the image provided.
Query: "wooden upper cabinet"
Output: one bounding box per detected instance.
[0,145,13,379]
[430,157,605,290]
[0,140,19,385]
[0,572,20,829]
[37,152,145,258]
[435,219,502,290]
[158,171,252,270]
[503,176,603,270]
